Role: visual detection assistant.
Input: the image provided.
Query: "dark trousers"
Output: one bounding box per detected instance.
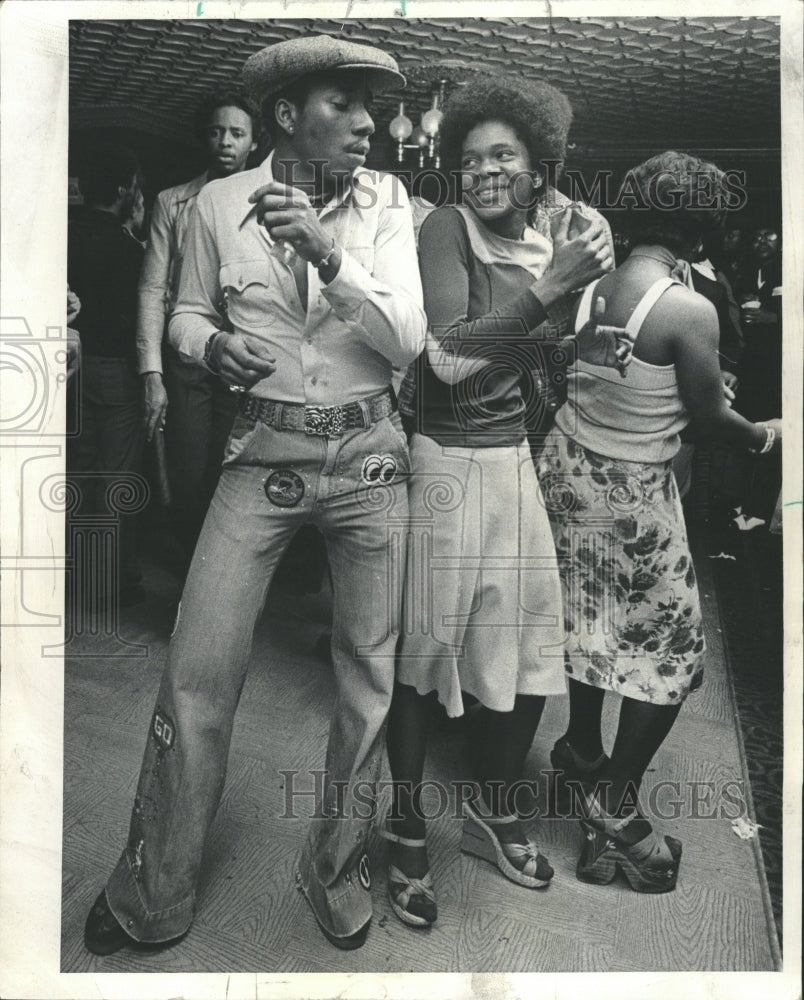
[163,348,239,556]
[66,355,145,591]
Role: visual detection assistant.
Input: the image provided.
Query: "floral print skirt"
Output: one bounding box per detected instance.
[536,427,705,705]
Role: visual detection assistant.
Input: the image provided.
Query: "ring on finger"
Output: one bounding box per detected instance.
[228,384,247,394]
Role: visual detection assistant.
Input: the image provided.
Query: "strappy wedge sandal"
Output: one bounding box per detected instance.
[377,825,437,928]
[460,801,553,888]
[577,798,681,894]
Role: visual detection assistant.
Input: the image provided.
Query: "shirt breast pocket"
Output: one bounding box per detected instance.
[219,259,277,331]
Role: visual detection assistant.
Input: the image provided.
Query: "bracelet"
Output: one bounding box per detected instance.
[203,331,222,376]
[312,238,337,270]
[748,422,775,455]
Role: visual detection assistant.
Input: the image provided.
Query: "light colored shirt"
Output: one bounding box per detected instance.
[136,172,208,374]
[556,276,689,464]
[169,152,426,405]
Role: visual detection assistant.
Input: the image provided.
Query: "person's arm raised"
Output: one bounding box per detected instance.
[671,289,779,452]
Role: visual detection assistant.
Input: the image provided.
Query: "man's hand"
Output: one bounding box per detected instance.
[574,296,635,376]
[742,305,777,325]
[67,285,81,325]
[143,372,168,442]
[248,181,332,264]
[210,332,277,389]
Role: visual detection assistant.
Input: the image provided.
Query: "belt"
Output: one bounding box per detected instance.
[240,389,394,438]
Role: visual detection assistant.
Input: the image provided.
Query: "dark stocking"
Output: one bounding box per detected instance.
[384,680,437,877]
[563,678,606,761]
[473,694,546,843]
[596,695,682,844]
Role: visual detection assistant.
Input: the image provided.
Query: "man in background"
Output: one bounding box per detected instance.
[67,145,146,606]
[137,92,259,566]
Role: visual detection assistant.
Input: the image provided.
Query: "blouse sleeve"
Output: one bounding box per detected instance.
[418,208,547,383]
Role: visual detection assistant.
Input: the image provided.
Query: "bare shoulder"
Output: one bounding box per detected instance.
[652,282,719,336]
[646,285,720,362]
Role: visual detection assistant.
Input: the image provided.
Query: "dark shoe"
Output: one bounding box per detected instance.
[461,802,553,888]
[577,801,681,893]
[549,737,609,815]
[378,823,437,928]
[84,891,136,955]
[550,736,609,783]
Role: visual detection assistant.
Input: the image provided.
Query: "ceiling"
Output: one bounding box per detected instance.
[69,15,781,159]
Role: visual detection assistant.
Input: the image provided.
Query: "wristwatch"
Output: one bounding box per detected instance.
[203,332,222,375]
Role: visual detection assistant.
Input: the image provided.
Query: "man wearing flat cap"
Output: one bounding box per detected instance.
[85,35,426,953]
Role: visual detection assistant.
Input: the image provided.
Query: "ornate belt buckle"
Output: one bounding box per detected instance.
[303,405,345,437]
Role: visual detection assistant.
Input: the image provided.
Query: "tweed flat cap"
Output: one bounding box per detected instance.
[242,35,405,104]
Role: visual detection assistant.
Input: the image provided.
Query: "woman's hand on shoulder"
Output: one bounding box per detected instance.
[537,209,614,308]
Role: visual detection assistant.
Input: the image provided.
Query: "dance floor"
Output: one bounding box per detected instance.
[60,526,781,973]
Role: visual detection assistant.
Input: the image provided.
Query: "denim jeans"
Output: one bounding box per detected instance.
[104,407,410,942]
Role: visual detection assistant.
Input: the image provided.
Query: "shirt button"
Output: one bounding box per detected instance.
[310,376,318,385]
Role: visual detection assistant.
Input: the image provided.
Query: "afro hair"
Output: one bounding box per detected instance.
[439,75,573,179]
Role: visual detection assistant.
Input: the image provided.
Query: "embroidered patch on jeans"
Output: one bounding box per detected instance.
[265,469,305,507]
[357,853,371,890]
[361,454,397,485]
[152,709,176,750]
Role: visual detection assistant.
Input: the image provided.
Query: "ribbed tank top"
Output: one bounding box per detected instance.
[554,275,689,463]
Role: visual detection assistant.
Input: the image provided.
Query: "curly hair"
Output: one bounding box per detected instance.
[193,90,263,146]
[439,75,573,180]
[621,151,730,254]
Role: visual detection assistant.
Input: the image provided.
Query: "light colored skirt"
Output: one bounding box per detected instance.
[396,433,566,717]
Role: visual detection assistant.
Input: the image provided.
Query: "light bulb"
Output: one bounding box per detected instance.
[388,101,413,141]
[421,108,443,137]
[411,124,428,148]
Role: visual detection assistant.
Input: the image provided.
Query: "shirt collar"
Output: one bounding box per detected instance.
[176,172,208,202]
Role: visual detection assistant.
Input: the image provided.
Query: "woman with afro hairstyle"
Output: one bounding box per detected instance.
[536,151,782,893]
[381,75,615,927]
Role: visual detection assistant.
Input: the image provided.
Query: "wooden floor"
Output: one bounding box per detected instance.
[61,539,781,973]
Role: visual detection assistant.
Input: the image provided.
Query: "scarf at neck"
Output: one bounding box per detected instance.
[628,244,695,290]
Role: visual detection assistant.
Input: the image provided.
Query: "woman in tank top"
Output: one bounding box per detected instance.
[536,151,782,893]
[380,75,616,928]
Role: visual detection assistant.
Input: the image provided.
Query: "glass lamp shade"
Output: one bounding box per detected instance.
[389,101,413,142]
[410,124,429,148]
[421,107,444,137]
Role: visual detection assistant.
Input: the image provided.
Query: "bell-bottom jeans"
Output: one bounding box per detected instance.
[103,407,410,941]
